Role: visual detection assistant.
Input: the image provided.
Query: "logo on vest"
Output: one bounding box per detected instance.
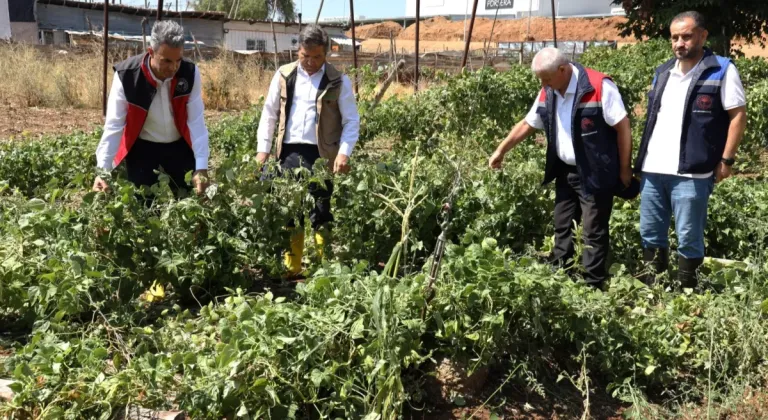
[175,78,189,94]
[581,117,598,136]
[694,94,713,114]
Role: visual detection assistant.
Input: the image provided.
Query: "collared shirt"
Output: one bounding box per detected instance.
[95,58,210,171]
[525,64,628,165]
[257,63,360,157]
[642,59,746,178]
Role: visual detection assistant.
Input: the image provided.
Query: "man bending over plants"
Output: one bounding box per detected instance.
[92,20,211,302]
[92,20,210,198]
[256,25,360,277]
[489,47,634,289]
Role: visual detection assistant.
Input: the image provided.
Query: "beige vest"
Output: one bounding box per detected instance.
[275,61,344,167]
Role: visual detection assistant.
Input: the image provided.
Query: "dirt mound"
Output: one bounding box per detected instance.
[346,21,403,39]
[398,16,632,42]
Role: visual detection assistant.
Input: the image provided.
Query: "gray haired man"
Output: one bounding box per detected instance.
[93,20,210,198]
[489,48,633,289]
[257,25,360,276]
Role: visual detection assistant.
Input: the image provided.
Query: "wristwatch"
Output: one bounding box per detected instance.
[721,157,736,166]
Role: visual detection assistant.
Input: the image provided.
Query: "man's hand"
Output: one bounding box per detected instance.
[334,154,350,174]
[93,176,109,192]
[620,166,633,188]
[192,170,209,195]
[256,152,270,164]
[489,150,505,169]
[715,162,733,184]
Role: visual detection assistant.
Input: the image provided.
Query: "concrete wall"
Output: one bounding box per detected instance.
[10,21,37,42]
[0,0,11,40]
[36,4,224,47]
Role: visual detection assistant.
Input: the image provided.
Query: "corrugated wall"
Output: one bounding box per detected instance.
[36,4,224,47]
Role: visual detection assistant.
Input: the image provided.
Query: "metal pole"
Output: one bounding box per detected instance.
[527,0,532,39]
[461,0,479,70]
[349,0,358,95]
[550,0,557,47]
[157,0,164,21]
[298,12,302,34]
[102,1,109,117]
[415,0,420,92]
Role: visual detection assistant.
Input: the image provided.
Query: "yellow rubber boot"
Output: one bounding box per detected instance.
[314,229,330,261]
[144,281,165,303]
[283,229,305,277]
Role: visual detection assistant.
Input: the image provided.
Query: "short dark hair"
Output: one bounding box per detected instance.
[299,25,329,53]
[672,11,707,29]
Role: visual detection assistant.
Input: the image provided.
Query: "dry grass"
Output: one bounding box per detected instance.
[0,44,273,111]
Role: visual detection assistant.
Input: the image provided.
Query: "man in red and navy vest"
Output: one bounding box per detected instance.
[93,20,209,197]
[489,47,634,289]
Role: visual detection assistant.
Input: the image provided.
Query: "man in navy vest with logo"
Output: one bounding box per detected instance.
[635,11,747,288]
[490,48,633,289]
[93,20,210,198]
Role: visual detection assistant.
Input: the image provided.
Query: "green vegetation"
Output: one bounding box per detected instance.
[1,41,768,419]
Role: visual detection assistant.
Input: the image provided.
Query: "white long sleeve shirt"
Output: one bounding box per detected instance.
[95,62,210,171]
[257,64,360,157]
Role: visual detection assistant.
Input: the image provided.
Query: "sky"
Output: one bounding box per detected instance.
[118,0,405,19]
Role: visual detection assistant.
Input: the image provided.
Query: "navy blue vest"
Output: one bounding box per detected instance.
[538,63,620,196]
[635,50,732,175]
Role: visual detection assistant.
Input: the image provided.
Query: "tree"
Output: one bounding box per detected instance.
[192,0,296,21]
[614,0,768,55]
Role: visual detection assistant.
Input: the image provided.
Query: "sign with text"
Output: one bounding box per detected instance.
[486,0,514,9]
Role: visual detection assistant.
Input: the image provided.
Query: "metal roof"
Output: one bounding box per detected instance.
[330,36,362,47]
[38,0,228,21]
[37,0,348,27]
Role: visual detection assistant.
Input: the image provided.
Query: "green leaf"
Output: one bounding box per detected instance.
[92,347,108,359]
[644,365,657,376]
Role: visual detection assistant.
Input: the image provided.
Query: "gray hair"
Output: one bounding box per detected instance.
[299,25,329,53]
[531,47,569,74]
[672,11,707,29]
[150,20,185,50]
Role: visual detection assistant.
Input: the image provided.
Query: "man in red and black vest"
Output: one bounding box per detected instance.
[489,47,634,289]
[93,20,209,197]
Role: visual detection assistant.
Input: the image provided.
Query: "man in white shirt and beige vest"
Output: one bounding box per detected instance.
[257,25,360,277]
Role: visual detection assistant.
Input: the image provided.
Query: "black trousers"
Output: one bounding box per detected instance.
[552,168,614,285]
[124,138,195,194]
[279,143,334,230]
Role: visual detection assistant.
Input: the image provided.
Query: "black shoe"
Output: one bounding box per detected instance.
[641,248,669,285]
[678,256,704,289]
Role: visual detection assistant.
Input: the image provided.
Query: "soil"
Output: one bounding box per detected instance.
[0,105,234,141]
[352,16,633,43]
[348,21,405,39]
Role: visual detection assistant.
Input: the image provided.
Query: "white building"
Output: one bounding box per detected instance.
[224,21,354,53]
[404,0,623,19]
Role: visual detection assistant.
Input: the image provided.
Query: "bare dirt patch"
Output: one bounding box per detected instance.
[0,105,236,141]
[397,16,632,43]
[348,21,404,39]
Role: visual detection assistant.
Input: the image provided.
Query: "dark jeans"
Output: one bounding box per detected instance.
[552,168,615,285]
[124,138,195,194]
[279,143,334,230]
